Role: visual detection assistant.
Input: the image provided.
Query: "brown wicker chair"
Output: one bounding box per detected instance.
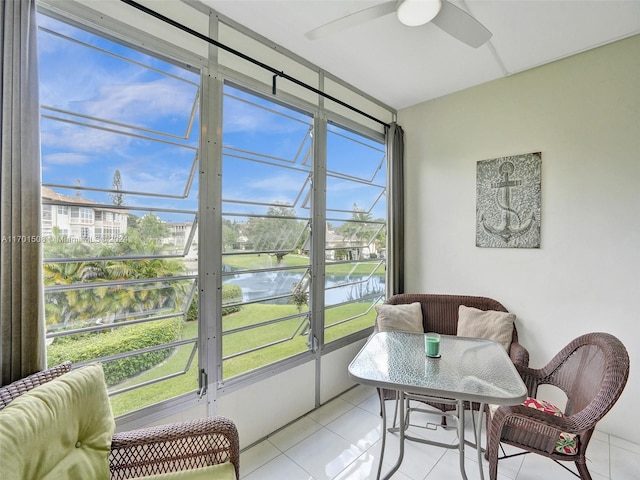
[377,293,529,420]
[0,361,72,409]
[486,332,630,480]
[0,362,240,479]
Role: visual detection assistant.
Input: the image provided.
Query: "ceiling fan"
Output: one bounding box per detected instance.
[305,0,492,48]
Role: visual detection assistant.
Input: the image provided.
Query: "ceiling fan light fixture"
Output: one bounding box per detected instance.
[396,0,442,27]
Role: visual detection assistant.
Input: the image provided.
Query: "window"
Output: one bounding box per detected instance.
[42,205,52,237]
[219,85,387,380]
[38,13,200,416]
[221,85,313,380]
[80,208,93,224]
[69,207,93,224]
[37,3,390,419]
[324,124,386,344]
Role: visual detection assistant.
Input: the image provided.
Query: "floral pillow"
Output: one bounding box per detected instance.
[522,397,563,415]
[521,398,578,455]
[489,397,578,455]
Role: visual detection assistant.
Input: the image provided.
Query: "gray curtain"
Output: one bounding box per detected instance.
[386,122,405,297]
[1,0,45,385]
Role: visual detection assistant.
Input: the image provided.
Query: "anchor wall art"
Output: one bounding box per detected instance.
[476,152,541,248]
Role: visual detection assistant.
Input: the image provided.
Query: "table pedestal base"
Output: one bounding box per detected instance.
[377,390,486,480]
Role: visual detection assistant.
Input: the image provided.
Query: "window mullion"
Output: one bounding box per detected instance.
[199,11,223,409]
[310,114,327,353]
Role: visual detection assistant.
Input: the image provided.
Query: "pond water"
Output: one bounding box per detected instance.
[223,270,385,305]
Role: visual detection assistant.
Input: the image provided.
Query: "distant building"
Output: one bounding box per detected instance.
[41,186,128,241]
[232,232,252,250]
[165,221,198,258]
[301,224,378,261]
[167,221,193,246]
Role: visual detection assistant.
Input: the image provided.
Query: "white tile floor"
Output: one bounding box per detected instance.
[240,385,640,480]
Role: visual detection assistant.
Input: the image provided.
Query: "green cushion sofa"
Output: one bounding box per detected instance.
[0,363,239,480]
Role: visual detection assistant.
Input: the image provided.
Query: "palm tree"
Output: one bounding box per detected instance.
[44,237,189,330]
[43,260,108,328]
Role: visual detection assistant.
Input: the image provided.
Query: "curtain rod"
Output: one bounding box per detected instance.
[120,0,391,128]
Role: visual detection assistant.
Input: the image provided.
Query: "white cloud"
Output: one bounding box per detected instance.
[82,78,197,129]
[120,168,191,197]
[40,121,132,153]
[43,152,92,166]
[247,172,306,192]
[223,95,311,135]
[326,178,367,193]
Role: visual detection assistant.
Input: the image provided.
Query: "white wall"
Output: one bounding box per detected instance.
[117,343,365,449]
[216,342,366,448]
[320,339,367,404]
[398,35,640,444]
[218,362,316,449]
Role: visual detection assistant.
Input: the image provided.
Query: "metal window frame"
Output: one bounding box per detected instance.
[37,1,209,426]
[36,0,395,422]
[216,78,316,391]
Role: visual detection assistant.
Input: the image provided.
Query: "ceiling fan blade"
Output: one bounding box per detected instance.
[432,0,492,48]
[305,1,397,40]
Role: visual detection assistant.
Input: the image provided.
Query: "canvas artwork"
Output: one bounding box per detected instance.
[476,152,541,248]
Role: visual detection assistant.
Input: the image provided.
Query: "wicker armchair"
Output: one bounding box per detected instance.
[378,294,529,420]
[0,362,239,479]
[487,332,630,480]
[0,361,72,409]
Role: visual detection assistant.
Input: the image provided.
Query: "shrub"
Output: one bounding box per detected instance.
[289,283,308,313]
[48,318,183,386]
[186,284,243,321]
[186,293,198,322]
[222,284,242,315]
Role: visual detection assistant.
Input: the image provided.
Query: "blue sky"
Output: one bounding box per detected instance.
[37,12,386,227]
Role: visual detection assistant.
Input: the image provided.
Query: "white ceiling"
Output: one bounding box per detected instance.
[200,1,640,110]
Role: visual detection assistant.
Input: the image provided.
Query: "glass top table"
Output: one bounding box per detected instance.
[349,331,527,479]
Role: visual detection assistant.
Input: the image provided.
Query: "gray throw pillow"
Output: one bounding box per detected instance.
[457,305,515,352]
[375,302,423,333]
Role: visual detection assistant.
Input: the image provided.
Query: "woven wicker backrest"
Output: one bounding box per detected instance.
[555,345,606,415]
[0,362,72,410]
[386,293,518,342]
[545,333,629,423]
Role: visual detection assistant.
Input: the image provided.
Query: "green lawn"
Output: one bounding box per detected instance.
[109,321,199,417]
[108,300,377,416]
[107,253,382,416]
[223,253,308,269]
[222,302,375,378]
[224,253,385,276]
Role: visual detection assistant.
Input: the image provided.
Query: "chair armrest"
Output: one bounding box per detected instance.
[509,342,529,367]
[110,416,239,480]
[514,363,557,397]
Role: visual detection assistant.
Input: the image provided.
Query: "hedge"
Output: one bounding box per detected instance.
[222,284,242,315]
[48,318,183,386]
[186,284,243,321]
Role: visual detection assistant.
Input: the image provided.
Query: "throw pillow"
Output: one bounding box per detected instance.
[0,364,114,479]
[375,302,423,333]
[457,305,515,352]
[488,397,578,455]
